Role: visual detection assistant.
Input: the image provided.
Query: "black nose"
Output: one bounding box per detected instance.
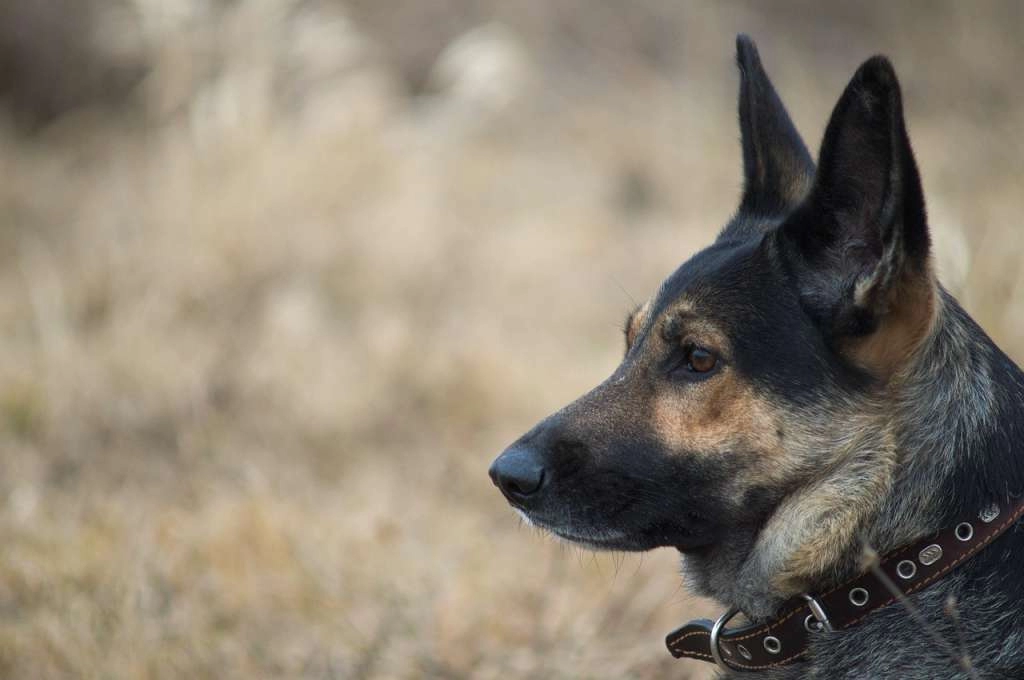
[489,445,547,502]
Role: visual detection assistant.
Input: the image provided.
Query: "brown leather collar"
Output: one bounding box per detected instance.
[666,499,1024,672]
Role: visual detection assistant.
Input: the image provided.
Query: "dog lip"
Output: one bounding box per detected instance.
[518,514,630,547]
[673,534,718,552]
[516,510,719,551]
[548,527,640,551]
[526,515,691,552]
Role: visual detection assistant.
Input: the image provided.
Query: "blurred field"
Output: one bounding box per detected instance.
[0,2,1021,678]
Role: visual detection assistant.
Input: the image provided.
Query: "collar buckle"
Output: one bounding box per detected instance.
[801,593,834,633]
[709,607,741,669]
[709,596,832,670]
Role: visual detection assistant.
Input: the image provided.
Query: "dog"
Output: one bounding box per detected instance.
[489,35,1024,679]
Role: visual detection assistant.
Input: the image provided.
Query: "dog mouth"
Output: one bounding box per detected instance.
[548,525,634,551]
[515,510,632,550]
[518,509,714,552]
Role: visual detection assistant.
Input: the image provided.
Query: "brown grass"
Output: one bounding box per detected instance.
[0,1,1021,678]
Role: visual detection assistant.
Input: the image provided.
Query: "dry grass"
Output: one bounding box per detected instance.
[0,1,1021,678]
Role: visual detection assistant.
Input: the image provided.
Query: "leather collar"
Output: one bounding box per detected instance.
[666,499,1024,672]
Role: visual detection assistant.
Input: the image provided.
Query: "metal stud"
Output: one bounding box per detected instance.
[896,559,917,580]
[763,636,782,654]
[979,504,1001,523]
[955,522,974,542]
[919,543,943,566]
[737,644,752,661]
[849,587,869,607]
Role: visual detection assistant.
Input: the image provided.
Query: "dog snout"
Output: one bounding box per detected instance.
[489,444,548,504]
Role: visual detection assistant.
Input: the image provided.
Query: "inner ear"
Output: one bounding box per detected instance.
[780,56,935,375]
[731,35,815,228]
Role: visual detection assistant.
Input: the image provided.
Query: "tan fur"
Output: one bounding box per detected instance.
[752,260,941,592]
[625,300,651,349]
[743,280,952,599]
[656,381,896,598]
[651,383,898,600]
[651,379,784,460]
[636,290,931,601]
[846,259,939,377]
[764,416,898,593]
[781,162,814,208]
[647,310,798,484]
[642,301,907,599]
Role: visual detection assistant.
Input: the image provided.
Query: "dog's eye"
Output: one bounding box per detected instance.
[685,346,718,374]
[669,344,720,381]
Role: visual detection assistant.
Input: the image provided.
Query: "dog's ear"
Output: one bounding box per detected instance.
[780,57,935,374]
[734,35,815,220]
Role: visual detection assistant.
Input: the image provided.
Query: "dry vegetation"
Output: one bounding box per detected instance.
[0,1,1021,678]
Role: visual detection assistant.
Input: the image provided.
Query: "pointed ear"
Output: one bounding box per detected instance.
[780,57,935,375]
[734,35,815,220]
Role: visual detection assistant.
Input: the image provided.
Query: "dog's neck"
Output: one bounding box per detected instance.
[684,289,1024,620]
[872,290,1024,544]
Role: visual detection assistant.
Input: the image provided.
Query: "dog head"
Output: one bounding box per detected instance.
[490,36,937,603]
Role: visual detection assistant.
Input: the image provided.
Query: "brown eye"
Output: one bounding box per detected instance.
[687,347,718,374]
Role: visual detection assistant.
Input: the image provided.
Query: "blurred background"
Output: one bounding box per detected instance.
[0,1,1021,678]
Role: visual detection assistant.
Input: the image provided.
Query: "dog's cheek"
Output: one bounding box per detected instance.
[649,376,787,466]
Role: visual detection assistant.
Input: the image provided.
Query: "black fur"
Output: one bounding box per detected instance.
[732,35,815,225]
[779,56,929,343]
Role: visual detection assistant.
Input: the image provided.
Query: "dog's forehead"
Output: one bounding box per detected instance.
[647,237,766,326]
